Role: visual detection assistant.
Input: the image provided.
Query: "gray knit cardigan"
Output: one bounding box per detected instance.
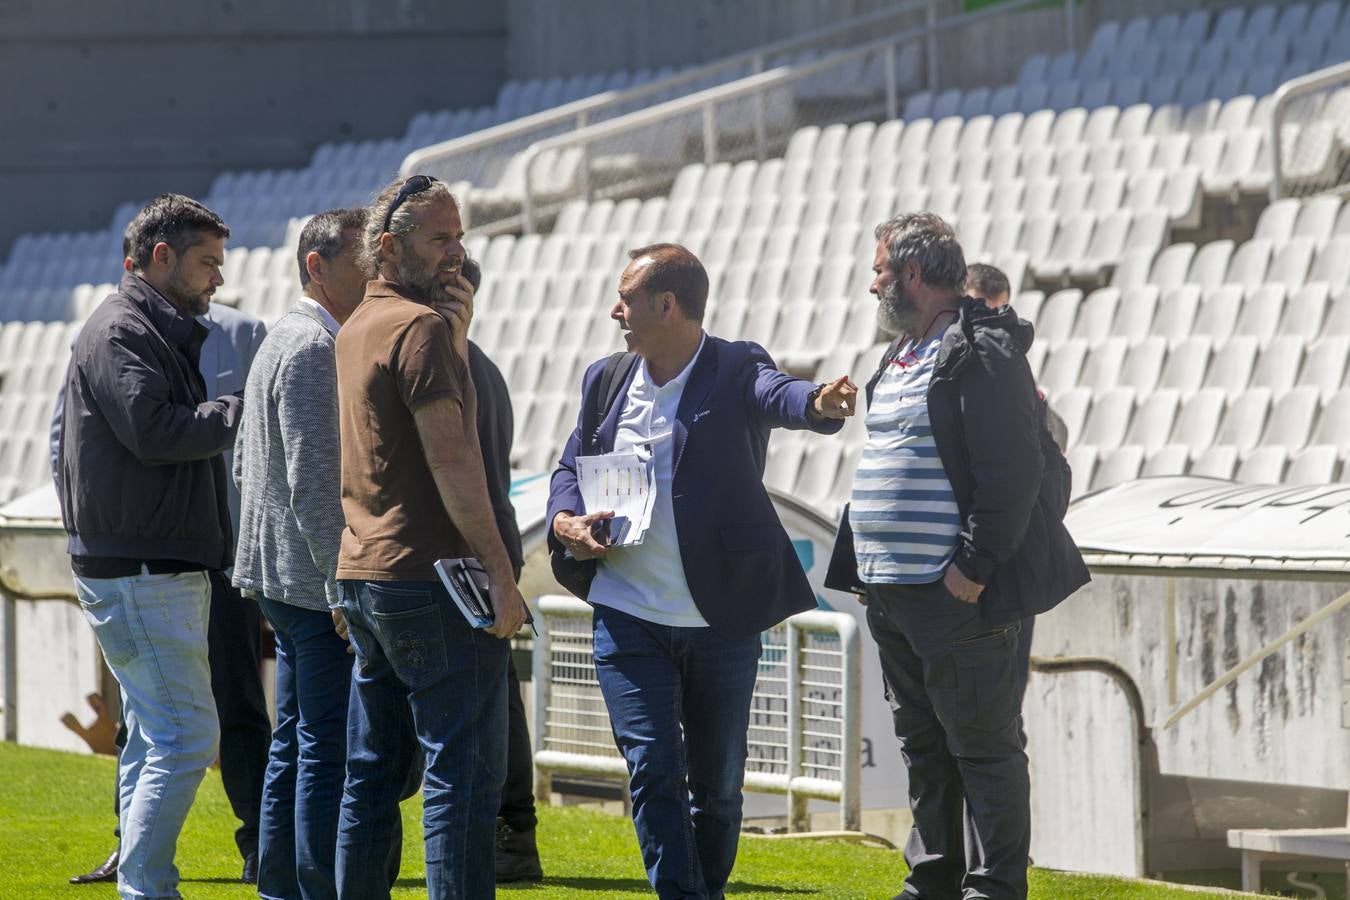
[232,302,344,610]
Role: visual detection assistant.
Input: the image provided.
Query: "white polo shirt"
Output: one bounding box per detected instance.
[588,335,708,627]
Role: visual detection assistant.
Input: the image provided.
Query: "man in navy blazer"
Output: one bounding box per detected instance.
[548,243,856,899]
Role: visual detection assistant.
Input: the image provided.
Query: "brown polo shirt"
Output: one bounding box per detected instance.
[335,279,473,581]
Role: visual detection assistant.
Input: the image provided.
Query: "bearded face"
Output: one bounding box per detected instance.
[876,274,920,337]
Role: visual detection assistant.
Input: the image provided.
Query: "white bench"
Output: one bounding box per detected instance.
[1226,827,1350,892]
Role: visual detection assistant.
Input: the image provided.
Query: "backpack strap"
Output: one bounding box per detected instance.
[584,351,639,454]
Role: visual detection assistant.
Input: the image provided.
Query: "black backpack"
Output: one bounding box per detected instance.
[549,351,639,600]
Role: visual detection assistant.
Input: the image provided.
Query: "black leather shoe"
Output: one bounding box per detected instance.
[495,819,543,883]
[241,851,259,884]
[70,847,119,884]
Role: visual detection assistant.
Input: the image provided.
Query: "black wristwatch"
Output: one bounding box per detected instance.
[806,382,825,415]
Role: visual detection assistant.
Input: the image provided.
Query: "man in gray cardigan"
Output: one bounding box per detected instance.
[231,208,369,900]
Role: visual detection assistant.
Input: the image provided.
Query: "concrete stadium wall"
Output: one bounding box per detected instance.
[1029,572,1350,873]
[0,0,507,257]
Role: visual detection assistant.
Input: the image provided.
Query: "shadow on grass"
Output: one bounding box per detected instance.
[386,876,824,894]
[494,876,823,894]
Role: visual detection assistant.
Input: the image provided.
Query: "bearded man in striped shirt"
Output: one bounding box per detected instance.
[826,213,1087,900]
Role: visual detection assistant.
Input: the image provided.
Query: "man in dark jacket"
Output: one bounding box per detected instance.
[460,257,543,883]
[548,243,856,899]
[56,194,243,900]
[826,213,1088,900]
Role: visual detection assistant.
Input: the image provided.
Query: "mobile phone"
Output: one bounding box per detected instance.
[462,256,482,292]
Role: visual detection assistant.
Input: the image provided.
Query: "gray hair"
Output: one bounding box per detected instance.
[873,212,966,291]
[360,176,459,278]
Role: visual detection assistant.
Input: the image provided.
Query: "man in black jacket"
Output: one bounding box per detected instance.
[826,213,1087,900]
[460,258,543,883]
[56,194,243,900]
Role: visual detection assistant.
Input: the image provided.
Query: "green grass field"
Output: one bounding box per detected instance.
[0,743,1261,899]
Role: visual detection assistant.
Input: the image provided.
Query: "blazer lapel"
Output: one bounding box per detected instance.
[672,338,719,477]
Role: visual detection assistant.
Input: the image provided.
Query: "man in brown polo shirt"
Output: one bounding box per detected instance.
[332,174,526,900]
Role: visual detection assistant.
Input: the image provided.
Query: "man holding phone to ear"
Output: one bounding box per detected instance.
[333,175,526,900]
[547,243,856,899]
[457,256,544,883]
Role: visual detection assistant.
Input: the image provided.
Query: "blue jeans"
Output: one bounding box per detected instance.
[592,604,762,900]
[255,597,353,900]
[334,579,508,900]
[74,570,219,900]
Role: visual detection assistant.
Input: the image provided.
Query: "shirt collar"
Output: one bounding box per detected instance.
[298,296,341,336]
[362,278,430,305]
[636,332,706,393]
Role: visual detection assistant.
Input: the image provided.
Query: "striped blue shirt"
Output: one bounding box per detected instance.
[849,334,962,584]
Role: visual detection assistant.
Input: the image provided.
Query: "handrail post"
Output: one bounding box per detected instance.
[839,621,862,833]
[531,604,553,802]
[702,102,717,166]
[786,620,805,831]
[754,90,768,161]
[885,43,899,121]
[580,140,593,203]
[521,149,538,235]
[2,587,15,742]
[925,0,938,91]
[1270,92,1286,201]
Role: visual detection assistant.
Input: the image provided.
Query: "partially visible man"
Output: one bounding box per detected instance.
[964,262,1068,456]
[458,257,543,884]
[333,175,527,900]
[232,208,369,900]
[965,262,1010,310]
[827,213,1088,900]
[56,194,243,900]
[547,243,856,899]
[53,235,271,887]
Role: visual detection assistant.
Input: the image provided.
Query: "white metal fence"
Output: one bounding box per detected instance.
[530,594,863,832]
[1270,60,1350,200]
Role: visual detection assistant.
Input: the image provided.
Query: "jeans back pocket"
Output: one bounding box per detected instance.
[77,590,139,668]
[367,584,450,691]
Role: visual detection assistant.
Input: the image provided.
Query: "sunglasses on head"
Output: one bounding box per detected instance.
[381,174,439,235]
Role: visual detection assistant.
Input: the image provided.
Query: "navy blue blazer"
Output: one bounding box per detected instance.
[547,336,844,639]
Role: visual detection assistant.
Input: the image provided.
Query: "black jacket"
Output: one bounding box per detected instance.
[467,340,524,579]
[826,297,1089,627]
[57,274,242,570]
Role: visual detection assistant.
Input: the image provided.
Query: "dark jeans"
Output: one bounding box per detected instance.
[104,571,269,860]
[209,571,272,859]
[1016,617,1034,702]
[592,604,762,900]
[335,579,508,900]
[500,653,537,831]
[866,580,1030,900]
[255,597,353,900]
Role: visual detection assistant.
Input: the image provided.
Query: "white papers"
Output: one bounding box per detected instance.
[576,450,657,547]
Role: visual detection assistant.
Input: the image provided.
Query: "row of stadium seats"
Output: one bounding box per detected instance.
[3,4,1350,510]
[1017,3,1350,90]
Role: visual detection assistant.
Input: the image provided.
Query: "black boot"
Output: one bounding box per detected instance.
[494,819,543,883]
[70,846,119,884]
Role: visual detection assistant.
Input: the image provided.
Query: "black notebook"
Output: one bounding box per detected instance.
[433,557,536,635]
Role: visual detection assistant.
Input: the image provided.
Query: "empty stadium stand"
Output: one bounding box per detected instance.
[2,0,1350,521]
